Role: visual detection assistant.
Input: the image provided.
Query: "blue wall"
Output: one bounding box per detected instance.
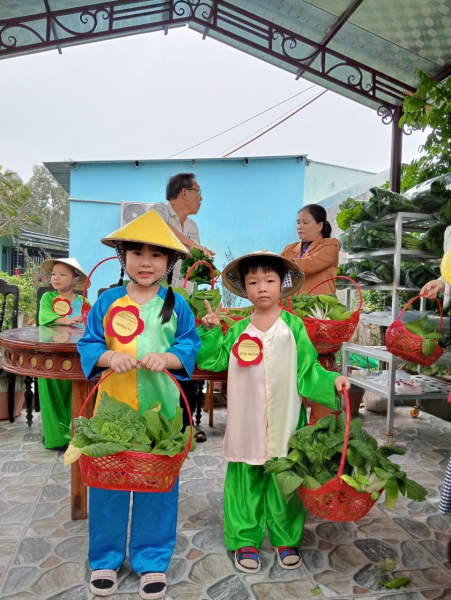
[69,157,306,298]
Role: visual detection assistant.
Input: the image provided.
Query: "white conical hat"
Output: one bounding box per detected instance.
[41,258,90,289]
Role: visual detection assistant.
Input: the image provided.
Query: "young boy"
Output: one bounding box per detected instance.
[197,250,350,573]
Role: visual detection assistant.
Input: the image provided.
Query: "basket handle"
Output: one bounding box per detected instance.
[337,387,351,479]
[82,256,118,308]
[183,261,215,290]
[307,276,363,313]
[77,362,193,457]
[396,293,443,333]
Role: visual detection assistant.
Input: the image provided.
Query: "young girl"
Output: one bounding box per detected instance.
[77,211,200,599]
[197,250,350,573]
[39,258,89,450]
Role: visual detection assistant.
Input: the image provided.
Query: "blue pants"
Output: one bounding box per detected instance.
[89,481,179,574]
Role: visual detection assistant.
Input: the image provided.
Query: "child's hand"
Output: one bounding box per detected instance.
[67,316,84,326]
[202,300,223,331]
[334,375,351,392]
[140,352,168,372]
[110,352,138,374]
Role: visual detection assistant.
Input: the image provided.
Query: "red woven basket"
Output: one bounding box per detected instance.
[78,367,192,493]
[297,388,379,521]
[184,261,245,334]
[386,294,443,367]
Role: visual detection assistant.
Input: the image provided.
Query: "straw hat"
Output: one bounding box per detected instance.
[101,210,191,257]
[41,257,90,289]
[222,250,304,299]
[441,248,451,284]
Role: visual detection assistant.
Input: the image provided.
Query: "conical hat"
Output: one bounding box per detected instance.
[441,248,451,284]
[101,210,191,257]
[41,257,90,289]
[222,250,304,299]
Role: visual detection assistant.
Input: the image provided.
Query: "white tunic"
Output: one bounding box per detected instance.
[223,319,303,465]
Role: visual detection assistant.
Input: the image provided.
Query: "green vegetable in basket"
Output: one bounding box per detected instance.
[405,314,442,356]
[284,293,352,321]
[180,248,220,283]
[64,394,196,466]
[264,413,427,506]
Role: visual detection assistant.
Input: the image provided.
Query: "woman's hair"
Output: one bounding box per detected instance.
[299,204,332,238]
[238,256,286,288]
[122,242,175,324]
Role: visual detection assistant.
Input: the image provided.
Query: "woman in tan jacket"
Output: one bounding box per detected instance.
[281,204,340,424]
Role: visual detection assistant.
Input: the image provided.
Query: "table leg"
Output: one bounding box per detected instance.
[194,380,204,427]
[71,379,92,520]
[24,375,33,427]
[207,381,214,427]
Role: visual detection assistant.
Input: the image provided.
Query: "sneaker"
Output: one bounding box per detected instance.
[89,569,117,597]
[276,546,302,570]
[234,546,261,574]
[139,572,167,600]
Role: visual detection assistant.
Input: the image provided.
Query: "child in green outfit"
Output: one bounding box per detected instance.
[196,250,350,573]
[38,258,89,449]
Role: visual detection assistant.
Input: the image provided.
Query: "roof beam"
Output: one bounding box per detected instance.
[295,0,365,81]
[0,0,417,110]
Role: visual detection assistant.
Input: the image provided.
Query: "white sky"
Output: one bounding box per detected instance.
[0,26,427,181]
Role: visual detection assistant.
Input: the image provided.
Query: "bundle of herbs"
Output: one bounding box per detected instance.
[284,293,353,321]
[264,413,428,508]
[340,222,423,253]
[64,393,196,466]
[180,248,220,284]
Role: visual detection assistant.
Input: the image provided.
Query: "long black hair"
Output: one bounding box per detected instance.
[299,204,332,238]
[121,241,176,324]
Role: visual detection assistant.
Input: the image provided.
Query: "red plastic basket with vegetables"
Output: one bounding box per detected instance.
[76,367,193,493]
[183,261,246,334]
[296,388,379,521]
[386,294,443,367]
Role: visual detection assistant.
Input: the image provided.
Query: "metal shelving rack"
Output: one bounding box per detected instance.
[341,212,451,444]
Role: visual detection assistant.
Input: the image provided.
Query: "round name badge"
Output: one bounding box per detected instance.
[52,297,72,317]
[106,305,145,344]
[232,333,263,367]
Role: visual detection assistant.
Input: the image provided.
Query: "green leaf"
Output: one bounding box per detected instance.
[383,477,399,510]
[81,441,128,457]
[381,577,410,589]
[264,457,295,474]
[378,558,396,572]
[405,478,428,502]
[377,445,406,458]
[276,471,303,504]
[302,475,322,490]
[311,586,322,596]
[340,474,362,491]
[143,409,162,443]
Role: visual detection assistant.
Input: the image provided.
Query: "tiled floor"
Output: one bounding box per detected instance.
[0,398,450,600]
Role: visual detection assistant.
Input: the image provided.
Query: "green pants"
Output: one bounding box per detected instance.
[38,378,72,449]
[223,462,307,550]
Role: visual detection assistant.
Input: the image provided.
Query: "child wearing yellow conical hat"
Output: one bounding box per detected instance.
[38,258,90,450]
[77,211,201,600]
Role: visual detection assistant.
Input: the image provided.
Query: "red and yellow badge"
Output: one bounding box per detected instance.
[232,333,263,367]
[106,305,144,344]
[52,297,72,317]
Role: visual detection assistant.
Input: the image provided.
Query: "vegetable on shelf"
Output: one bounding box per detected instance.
[340,222,424,253]
[63,393,196,466]
[263,414,428,508]
[405,315,442,356]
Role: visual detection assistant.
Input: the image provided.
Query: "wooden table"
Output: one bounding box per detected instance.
[0,326,93,521]
[191,367,227,427]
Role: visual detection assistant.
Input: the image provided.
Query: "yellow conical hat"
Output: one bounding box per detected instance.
[441,248,451,284]
[101,210,191,257]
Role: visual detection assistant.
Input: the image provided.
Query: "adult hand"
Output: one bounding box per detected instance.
[110,352,138,374]
[141,353,168,372]
[202,300,223,331]
[193,243,215,259]
[334,376,351,392]
[420,279,445,299]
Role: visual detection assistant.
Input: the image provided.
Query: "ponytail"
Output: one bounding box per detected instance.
[300,204,332,238]
[159,269,176,324]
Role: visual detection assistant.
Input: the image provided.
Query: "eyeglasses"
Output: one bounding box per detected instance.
[185,187,202,196]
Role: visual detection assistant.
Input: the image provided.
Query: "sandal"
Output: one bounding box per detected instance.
[194,428,207,443]
[89,569,118,597]
[139,572,167,600]
[276,546,302,570]
[235,546,261,574]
